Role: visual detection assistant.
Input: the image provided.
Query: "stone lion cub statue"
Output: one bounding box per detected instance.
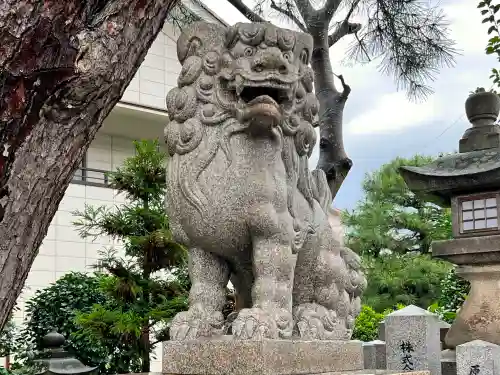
[164,21,366,341]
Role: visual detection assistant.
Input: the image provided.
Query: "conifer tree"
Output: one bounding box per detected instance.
[72,140,187,373]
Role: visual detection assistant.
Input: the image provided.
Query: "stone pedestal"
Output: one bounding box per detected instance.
[432,236,500,348]
[163,339,364,375]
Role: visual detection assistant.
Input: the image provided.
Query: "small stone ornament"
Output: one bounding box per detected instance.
[33,330,97,375]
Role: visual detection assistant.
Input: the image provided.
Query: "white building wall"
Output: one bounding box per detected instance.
[121,23,182,110]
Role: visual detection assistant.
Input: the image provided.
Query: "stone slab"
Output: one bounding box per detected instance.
[163,339,363,375]
[316,371,430,375]
[456,340,500,375]
[163,370,428,375]
[363,340,386,370]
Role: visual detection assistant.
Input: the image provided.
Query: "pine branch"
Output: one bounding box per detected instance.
[328,21,362,46]
[226,0,266,22]
[345,0,456,100]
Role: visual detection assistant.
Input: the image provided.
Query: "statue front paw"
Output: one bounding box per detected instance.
[170,307,224,340]
[293,303,348,340]
[232,307,293,340]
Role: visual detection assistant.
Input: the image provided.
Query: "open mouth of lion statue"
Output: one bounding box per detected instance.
[234,79,293,132]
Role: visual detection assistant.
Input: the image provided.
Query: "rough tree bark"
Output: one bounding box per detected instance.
[227,0,361,198]
[0,0,179,334]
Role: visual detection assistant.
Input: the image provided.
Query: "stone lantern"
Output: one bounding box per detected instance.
[400,88,500,349]
[33,330,98,375]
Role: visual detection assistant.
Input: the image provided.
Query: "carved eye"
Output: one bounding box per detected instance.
[283,51,292,61]
[300,50,309,64]
[244,47,255,57]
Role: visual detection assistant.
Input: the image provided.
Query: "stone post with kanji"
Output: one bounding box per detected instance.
[385,305,441,375]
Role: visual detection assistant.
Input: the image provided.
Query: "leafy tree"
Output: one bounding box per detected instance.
[225,0,456,197]
[0,0,188,332]
[479,0,500,87]
[343,155,452,257]
[14,272,113,373]
[362,253,452,312]
[0,318,17,359]
[73,140,188,373]
[428,268,471,323]
[341,155,459,311]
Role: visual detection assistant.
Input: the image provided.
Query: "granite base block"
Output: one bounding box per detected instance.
[163,339,364,375]
[318,371,430,375]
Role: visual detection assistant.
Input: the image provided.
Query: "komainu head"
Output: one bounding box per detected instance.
[165,21,315,155]
[220,23,313,133]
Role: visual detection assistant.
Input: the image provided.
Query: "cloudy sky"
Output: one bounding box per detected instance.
[200,0,497,210]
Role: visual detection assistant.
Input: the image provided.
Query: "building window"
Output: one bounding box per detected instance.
[72,152,111,188]
[459,194,499,234]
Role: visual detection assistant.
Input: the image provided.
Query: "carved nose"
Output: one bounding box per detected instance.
[253,63,264,72]
[252,50,289,74]
[278,63,288,74]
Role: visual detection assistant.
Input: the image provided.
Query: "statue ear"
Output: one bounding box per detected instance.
[177,21,227,63]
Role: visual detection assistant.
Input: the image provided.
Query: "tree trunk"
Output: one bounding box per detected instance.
[310,31,352,199]
[0,0,179,331]
[140,328,151,373]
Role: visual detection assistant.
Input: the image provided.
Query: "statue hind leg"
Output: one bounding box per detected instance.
[170,247,229,340]
[232,204,296,340]
[293,225,356,340]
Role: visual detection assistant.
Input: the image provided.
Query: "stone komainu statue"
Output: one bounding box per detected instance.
[164,21,366,341]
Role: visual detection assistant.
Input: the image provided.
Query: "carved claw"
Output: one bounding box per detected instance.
[232,307,293,340]
[293,303,349,340]
[169,308,224,341]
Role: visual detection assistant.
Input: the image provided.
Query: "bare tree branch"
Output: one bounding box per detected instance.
[294,0,316,22]
[334,73,351,100]
[321,0,342,21]
[328,0,361,46]
[227,0,266,22]
[270,0,307,31]
[328,21,361,46]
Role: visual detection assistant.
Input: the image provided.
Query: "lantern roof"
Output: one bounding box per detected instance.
[33,331,98,375]
[400,90,500,207]
[400,148,500,206]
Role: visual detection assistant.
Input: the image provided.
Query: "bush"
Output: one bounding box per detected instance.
[352,305,384,341]
[352,304,406,341]
[16,272,114,372]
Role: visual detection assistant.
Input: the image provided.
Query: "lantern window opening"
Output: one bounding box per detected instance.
[459,193,500,234]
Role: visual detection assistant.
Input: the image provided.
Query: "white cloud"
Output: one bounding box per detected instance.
[444,2,490,55]
[345,92,439,135]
